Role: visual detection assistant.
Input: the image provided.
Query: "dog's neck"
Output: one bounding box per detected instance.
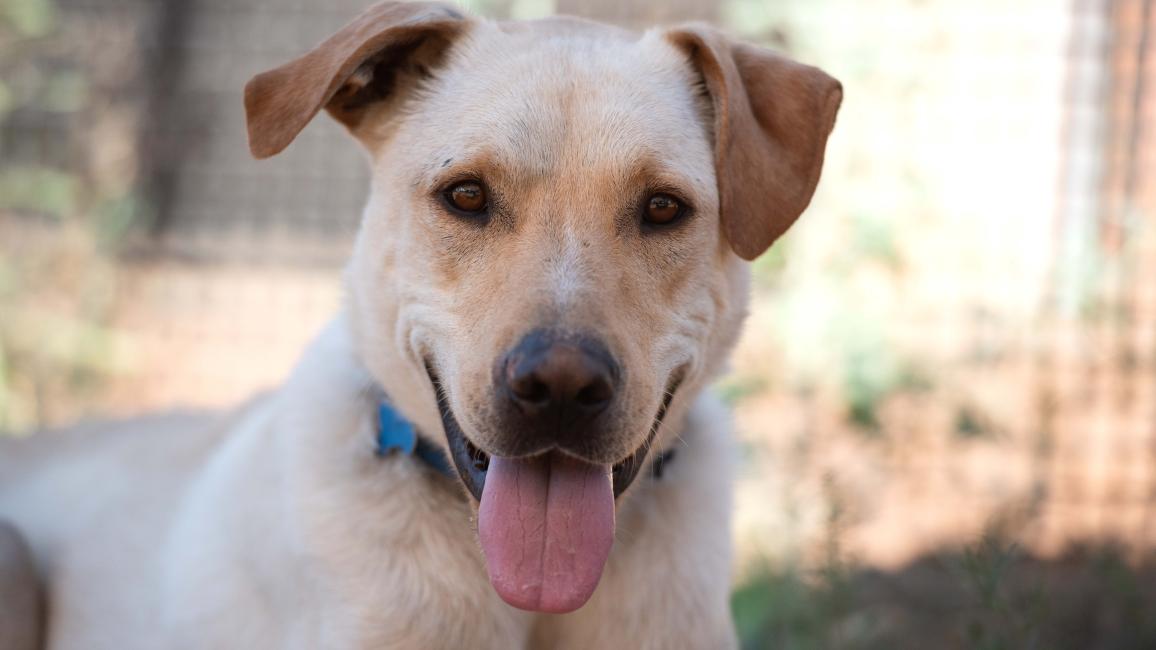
[373,398,456,477]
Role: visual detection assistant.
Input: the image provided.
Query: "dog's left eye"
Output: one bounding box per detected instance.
[643,193,684,226]
[444,181,488,215]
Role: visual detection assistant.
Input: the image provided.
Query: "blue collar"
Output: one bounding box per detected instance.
[376,401,456,477]
[376,399,678,482]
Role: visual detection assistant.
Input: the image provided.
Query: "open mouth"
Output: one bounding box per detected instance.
[424,361,682,613]
[425,363,681,502]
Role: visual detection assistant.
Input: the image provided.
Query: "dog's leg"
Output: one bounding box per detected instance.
[0,520,44,650]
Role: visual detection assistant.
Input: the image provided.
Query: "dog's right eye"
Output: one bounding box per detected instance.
[643,193,686,227]
[443,181,488,216]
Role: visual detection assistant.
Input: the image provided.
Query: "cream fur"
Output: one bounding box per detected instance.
[0,5,843,647]
[0,320,737,648]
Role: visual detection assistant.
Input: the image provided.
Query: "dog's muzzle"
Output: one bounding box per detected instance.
[422,345,683,614]
[424,332,681,502]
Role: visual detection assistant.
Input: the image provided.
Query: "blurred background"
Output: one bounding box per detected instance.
[1,0,1154,647]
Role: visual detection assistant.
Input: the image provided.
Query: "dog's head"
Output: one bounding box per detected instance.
[246,0,840,614]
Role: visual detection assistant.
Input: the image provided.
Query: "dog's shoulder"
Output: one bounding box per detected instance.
[0,409,229,489]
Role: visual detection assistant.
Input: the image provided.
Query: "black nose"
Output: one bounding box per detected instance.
[501,330,618,428]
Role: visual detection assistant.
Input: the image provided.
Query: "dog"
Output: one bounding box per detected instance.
[0,2,840,647]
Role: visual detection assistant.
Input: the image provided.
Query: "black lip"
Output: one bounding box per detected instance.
[426,363,488,501]
[425,362,683,501]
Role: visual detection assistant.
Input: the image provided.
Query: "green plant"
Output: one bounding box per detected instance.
[0,0,134,433]
[951,535,1047,650]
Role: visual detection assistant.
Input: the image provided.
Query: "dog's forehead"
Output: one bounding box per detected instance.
[403,19,714,185]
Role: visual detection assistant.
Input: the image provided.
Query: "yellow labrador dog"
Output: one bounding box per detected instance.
[0,2,840,647]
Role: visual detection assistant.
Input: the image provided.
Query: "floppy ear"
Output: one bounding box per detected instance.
[667,26,842,260]
[244,1,469,159]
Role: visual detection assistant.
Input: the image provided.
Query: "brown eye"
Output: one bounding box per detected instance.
[445,181,487,214]
[644,193,683,225]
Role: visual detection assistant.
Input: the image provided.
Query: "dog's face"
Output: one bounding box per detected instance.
[245,1,840,614]
[357,17,730,490]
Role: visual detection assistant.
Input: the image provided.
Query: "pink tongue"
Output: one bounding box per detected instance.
[478,453,615,613]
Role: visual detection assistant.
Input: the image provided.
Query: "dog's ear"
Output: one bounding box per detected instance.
[667,26,842,260]
[244,1,469,159]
